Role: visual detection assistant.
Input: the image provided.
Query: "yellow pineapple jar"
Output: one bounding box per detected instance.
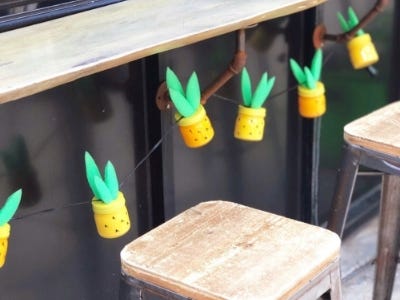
[92,192,130,239]
[177,105,214,148]
[0,223,10,268]
[298,81,326,118]
[85,152,131,239]
[347,33,379,69]
[0,189,22,268]
[234,105,266,141]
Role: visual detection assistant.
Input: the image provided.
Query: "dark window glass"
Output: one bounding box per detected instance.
[0,0,124,32]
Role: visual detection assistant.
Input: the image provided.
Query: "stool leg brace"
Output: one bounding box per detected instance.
[328,142,400,300]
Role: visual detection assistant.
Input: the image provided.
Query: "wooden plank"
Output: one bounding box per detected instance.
[0,0,325,104]
[344,101,400,157]
[121,200,340,299]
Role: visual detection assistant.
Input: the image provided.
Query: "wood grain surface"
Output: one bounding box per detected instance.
[0,0,325,104]
[344,101,400,157]
[121,200,340,299]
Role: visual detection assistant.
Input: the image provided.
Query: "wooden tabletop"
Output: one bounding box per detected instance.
[121,200,340,299]
[0,0,325,104]
[344,101,400,157]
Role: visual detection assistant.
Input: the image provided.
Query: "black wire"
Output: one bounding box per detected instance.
[118,117,181,188]
[12,200,90,221]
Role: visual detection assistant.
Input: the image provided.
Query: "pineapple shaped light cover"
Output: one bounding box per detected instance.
[0,189,22,268]
[338,7,379,69]
[234,67,275,141]
[85,152,130,238]
[290,49,326,118]
[166,67,214,148]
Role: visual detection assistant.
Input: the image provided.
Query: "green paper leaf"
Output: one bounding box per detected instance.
[105,161,119,199]
[290,59,306,85]
[85,151,102,199]
[264,76,276,102]
[186,72,201,110]
[168,88,195,117]
[304,67,316,89]
[0,189,22,225]
[251,73,268,108]
[252,75,275,108]
[348,7,359,27]
[337,12,350,32]
[166,67,184,96]
[311,49,323,81]
[241,67,252,107]
[348,7,365,35]
[94,176,114,203]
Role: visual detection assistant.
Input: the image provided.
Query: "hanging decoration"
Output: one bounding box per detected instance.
[337,7,379,70]
[0,189,22,268]
[234,67,275,141]
[313,1,387,76]
[166,67,214,148]
[290,49,325,118]
[85,152,130,239]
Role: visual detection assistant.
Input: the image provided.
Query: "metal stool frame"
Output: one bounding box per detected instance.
[328,141,400,300]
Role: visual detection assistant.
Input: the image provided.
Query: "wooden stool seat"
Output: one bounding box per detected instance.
[121,200,341,299]
[328,100,400,300]
[344,101,400,157]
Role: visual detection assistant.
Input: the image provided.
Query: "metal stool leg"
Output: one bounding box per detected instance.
[328,143,361,238]
[373,174,400,300]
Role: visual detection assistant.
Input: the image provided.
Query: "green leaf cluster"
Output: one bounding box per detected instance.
[337,7,365,36]
[0,189,22,226]
[290,49,323,90]
[85,152,119,204]
[166,67,201,118]
[241,67,275,108]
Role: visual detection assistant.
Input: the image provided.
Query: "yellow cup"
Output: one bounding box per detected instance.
[176,105,214,148]
[347,33,379,69]
[234,105,266,141]
[298,82,326,118]
[92,192,130,238]
[0,223,10,268]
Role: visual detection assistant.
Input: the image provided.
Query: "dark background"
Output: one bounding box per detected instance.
[0,0,398,299]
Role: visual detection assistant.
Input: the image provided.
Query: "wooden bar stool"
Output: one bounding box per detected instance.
[328,101,400,300]
[121,200,341,299]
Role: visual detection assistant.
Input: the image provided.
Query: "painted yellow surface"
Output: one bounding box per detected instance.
[234,105,266,141]
[0,223,10,268]
[347,33,379,69]
[92,192,130,239]
[298,81,326,118]
[177,106,214,148]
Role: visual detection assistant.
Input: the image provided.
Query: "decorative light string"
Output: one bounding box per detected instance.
[11,50,336,222]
